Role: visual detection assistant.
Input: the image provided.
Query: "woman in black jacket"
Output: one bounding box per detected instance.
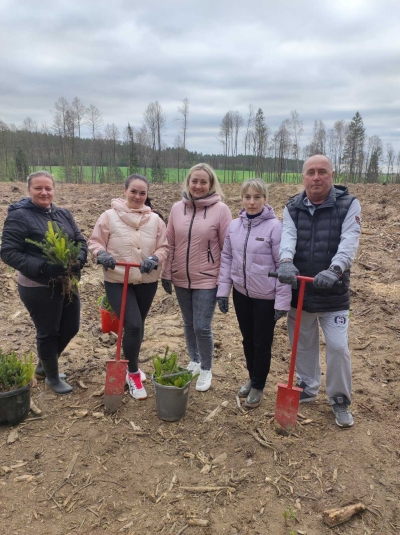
[0,171,87,394]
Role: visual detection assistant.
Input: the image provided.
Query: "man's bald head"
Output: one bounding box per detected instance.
[302,155,334,204]
[302,155,333,174]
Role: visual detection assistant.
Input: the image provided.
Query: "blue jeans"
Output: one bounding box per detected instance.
[174,287,217,371]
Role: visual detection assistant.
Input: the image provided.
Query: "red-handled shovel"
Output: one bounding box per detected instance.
[269,272,314,435]
[103,262,141,413]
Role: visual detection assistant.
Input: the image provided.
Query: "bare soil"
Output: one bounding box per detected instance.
[0,182,399,535]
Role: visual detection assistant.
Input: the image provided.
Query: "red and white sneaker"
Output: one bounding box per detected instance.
[139,368,147,383]
[126,371,148,400]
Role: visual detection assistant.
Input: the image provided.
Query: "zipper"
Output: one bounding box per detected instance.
[207,240,215,263]
[243,220,252,296]
[186,202,196,289]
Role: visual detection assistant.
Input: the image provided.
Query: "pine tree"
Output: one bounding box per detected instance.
[343,112,365,182]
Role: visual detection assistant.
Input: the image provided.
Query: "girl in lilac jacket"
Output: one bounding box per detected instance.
[217,179,291,408]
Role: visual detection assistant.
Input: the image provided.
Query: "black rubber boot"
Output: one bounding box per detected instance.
[35,359,67,380]
[244,388,263,408]
[41,358,73,394]
[238,380,252,398]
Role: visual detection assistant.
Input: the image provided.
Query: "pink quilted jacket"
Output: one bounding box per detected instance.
[162,193,232,289]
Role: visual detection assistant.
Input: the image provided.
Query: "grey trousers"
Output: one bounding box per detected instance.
[287,308,352,402]
[175,287,217,371]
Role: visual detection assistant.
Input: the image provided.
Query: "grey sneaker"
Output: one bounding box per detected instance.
[238,380,252,398]
[298,381,318,403]
[244,388,263,408]
[330,395,354,428]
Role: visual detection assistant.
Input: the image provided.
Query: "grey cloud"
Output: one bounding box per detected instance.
[0,0,399,154]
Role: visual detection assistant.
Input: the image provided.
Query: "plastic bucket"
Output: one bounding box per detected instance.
[152,375,192,422]
[0,384,31,426]
[100,308,120,334]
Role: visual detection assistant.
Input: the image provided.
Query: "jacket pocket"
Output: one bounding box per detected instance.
[207,240,215,263]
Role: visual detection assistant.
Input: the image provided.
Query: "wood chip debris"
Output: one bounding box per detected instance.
[323,502,366,527]
[7,429,19,444]
[30,400,42,415]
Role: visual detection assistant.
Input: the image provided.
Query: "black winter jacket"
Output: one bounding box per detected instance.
[0,198,88,286]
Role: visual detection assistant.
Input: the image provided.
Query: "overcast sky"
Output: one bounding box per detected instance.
[1,0,399,155]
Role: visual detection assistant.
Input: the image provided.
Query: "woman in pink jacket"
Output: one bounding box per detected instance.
[161,163,232,392]
[88,174,168,401]
[217,178,291,408]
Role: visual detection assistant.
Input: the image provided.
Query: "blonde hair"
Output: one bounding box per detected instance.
[240,178,268,200]
[184,163,224,199]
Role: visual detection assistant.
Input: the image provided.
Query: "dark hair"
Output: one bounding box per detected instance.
[124,174,149,190]
[124,173,164,221]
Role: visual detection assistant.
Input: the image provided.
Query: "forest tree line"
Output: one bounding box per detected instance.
[0,97,399,184]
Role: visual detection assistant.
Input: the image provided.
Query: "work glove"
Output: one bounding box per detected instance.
[71,255,86,274]
[161,279,172,294]
[42,262,67,278]
[274,310,287,321]
[277,260,299,289]
[97,250,116,271]
[217,297,229,314]
[313,268,340,289]
[140,255,159,274]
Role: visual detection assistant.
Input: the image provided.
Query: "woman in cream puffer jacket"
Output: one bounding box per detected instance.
[161,163,232,392]
[88,174,168,401]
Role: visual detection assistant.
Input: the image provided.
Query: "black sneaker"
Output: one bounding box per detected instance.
[298,381,318,403]
[330,395,354,428]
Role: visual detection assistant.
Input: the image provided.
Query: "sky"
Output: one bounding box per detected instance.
[1,0,399,156]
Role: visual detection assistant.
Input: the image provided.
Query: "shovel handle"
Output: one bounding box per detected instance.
[268,271,314,283]
[115,262,141,361]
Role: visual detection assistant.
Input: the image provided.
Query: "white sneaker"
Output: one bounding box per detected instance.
[196,369,212,392]
[139,368,147,383]
[126,371,148,400]
[187,361,201,375]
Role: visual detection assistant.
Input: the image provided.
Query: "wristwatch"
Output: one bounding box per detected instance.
[329,265,343,278]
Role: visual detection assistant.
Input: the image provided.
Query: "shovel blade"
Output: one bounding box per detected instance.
[103,359,128,413]
[275,383,303,436]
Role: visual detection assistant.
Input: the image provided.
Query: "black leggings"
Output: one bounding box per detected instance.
[233,288,276,390]
[18,284,80,361]
[104,281,158,373]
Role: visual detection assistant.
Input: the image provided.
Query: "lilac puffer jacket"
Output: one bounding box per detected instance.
[217,206,291,310]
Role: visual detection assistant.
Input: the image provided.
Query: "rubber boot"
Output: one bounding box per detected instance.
[238,380,252,398]
[41,358,73,394]
[35,359,66,380]
[244,388,263,408]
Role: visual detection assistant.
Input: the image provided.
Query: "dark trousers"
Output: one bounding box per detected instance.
[18,284,80,361]
[233,288,276,390]
[105,281,157,373]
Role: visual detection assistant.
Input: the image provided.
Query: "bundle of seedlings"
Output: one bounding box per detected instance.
[153,347,196,388]
[26,221,82,299]
[0,350,35,393]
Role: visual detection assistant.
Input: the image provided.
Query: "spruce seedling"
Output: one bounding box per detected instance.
[26,221,81,299]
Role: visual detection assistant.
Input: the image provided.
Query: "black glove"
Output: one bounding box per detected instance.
[161,279,172,294]
[277,260,299,289]
[42,262,67,278]
[97,250,116,271]
[217,297,229,314]
[313,268,340,289]
[140,255,159,274]
[274,309,287,321]
[71,261,84,274]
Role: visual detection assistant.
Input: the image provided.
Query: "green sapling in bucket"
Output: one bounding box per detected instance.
[152,347,197,421]
[0,350,35,425]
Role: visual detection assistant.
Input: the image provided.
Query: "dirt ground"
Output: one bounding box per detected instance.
[0,181,399,535]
